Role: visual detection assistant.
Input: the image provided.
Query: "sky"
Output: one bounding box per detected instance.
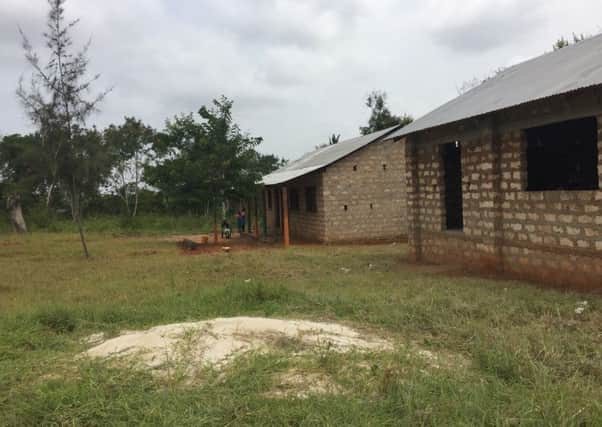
[1,0,601,160]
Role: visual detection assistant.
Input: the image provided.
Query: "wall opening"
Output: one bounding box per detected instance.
[353,165,357,171]
[382,164,387,171]
[370,203,373,209]
[443,142,464,231]
[305,187,317,212]
[525,116,599,191]
[274,189,281,228]
[344,205,348,211]
[289,188,300,211]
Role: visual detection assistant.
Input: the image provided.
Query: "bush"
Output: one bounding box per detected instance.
[35,307,78,334]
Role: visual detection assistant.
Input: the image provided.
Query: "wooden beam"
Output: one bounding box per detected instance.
[282,187,290,248]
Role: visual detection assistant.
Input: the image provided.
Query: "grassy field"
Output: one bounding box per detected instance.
[1,233,601,426]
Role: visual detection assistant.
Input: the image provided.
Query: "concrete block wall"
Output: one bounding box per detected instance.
[286,173,326,242]
[407,92,602,291]
[264,172,326,242]
[321,138,407,242]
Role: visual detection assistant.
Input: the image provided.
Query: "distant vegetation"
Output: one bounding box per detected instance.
[0,0,284,254]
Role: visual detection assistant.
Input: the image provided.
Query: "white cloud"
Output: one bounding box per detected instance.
[1,0,602,160]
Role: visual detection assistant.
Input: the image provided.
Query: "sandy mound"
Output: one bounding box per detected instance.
[267,369,341,398]
[84,317,392,372]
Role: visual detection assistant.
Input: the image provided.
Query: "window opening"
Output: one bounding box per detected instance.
[305,187,317,212]
[525,117,599,191]
[289,189,300,210]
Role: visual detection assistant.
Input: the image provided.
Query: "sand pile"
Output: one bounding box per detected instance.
[84,317,392,372]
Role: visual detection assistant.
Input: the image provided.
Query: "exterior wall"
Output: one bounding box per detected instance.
[407,87,602,291]
[263,137,408,243]
[321,138,407,242]
[264,172,326,242]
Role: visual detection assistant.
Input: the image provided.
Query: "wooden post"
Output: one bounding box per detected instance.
[282,187,290,248]
[254,196,259,239]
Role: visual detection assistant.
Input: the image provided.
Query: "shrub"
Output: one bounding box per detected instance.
[35,307,78,334]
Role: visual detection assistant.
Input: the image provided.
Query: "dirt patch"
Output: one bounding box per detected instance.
[164,233,274,255]
[83,317,392,375]
[267,369,341,398]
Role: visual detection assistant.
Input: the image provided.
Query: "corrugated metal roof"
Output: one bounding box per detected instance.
[262,125,401,186]
[387,33,602,140]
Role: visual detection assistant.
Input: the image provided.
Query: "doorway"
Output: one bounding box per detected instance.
[275,188,281,231]
[443,142,463,230]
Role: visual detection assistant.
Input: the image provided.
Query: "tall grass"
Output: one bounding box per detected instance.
[1,213,220,235]
[0,233,600,425]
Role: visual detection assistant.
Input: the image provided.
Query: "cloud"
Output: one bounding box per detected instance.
[2,0,602,159]
[428,0,547,52]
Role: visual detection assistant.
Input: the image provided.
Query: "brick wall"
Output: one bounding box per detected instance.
[407,89,602,291]
[321,138,407,242]
[264,172,326,242]
[264,137,408,243]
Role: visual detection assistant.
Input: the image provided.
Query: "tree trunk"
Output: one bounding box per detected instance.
[133,187,139,217]
[6,194,28,234]
[71,177,90,258]
[45,182,55,208]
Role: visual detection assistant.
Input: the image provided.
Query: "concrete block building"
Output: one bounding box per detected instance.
[262,126,407,243]
[385,34,602,290]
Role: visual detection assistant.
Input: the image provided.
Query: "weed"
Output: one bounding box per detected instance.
[34,307,77,334]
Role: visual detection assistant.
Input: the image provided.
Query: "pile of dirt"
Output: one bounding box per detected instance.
[84,317,392,373]
[266,369,341,398]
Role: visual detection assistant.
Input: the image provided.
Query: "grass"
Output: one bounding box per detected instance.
[18,213,220,235]
[0,232,601,425]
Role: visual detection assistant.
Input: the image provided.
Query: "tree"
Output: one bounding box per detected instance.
[360,91,413,135]
[146,96,265,241]
[0,134,46,233]
[553,37,570,50]
[457,67,507,95]
[104,117,154,217]
[315,133,341,150]
[553,33,587,50]
[17,0,110,257]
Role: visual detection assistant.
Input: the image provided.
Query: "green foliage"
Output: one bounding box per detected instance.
[145,96,274,214]
[360,90,413,135]
[34,307,78,334]
[0,134,45,198]
[104,117,155,216]
[553,33,588,50]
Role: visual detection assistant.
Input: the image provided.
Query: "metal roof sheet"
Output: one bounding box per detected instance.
[262,125,400,185]
[387,33,602,140]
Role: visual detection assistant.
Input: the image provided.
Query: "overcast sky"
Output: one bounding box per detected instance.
[1,0,601,160]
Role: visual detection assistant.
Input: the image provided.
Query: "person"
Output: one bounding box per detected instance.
[240,208,246,233]
[221,219,231,239]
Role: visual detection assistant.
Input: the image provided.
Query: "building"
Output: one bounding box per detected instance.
[385,34,602,290]
[262,126,407,243]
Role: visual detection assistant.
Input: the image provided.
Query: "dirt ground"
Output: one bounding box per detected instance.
[83,317,394,374]
[166,233,274,255]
